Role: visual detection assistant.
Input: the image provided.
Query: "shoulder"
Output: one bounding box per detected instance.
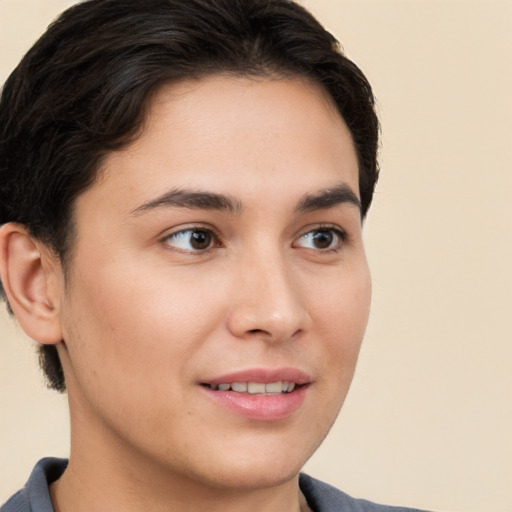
[1,458,67,512]
[299,474,432,512]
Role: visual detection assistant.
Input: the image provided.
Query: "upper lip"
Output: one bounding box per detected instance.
[201,368,311,386]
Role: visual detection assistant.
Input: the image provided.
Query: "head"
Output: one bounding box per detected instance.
[0,0,378,492]
[0,0,378,392]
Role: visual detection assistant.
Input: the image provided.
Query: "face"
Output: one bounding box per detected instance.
[56,75,371,491]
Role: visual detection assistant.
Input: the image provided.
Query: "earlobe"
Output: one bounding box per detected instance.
[0,223,63,345]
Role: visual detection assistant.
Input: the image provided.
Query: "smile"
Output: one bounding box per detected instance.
[204,381,297,394]
[200,369,310,421]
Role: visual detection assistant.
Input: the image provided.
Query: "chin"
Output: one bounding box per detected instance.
[201,457,303,491]
[186,433,317,491]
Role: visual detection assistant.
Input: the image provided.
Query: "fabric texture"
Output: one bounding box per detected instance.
[299,474,431,512]
[1,458,430,512]
[1,459,66,512]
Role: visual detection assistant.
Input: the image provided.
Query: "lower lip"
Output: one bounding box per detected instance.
[201,386,308,421]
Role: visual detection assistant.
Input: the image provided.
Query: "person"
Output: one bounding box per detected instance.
[0,1,428,511]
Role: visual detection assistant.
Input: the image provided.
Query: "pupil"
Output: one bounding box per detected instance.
[191,230,211,250]
[313,230,333,249]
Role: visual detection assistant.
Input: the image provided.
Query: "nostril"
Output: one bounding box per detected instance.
[248,328,266,335]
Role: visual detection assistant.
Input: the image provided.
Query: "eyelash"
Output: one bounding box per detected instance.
[161,225,347,254]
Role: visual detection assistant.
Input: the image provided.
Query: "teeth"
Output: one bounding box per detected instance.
[207,381,298,394]
[265,381,283,393]
[248,382,266,394]
[231,382,247,392]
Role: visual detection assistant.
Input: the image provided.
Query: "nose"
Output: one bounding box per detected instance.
[226,253,310,343]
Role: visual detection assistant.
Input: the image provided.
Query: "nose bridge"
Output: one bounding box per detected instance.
[227,244,309,342]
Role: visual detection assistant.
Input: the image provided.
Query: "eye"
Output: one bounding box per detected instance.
[295,227,346,251]
[163,228,217,252]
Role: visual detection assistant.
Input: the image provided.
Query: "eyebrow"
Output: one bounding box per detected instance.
[295,184,361,213]
[130,183,360,217]
[130,188,243,215]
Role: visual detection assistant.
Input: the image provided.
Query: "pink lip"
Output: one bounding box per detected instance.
[200,367,311,421]
[203,367,311,386]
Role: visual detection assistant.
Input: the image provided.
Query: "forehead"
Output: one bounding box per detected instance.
[139,75,349,157]
[80,75,359,218]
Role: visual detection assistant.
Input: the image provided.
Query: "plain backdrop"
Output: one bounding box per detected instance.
[1,1,511,511]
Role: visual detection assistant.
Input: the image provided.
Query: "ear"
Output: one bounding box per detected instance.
[0,223,63,344]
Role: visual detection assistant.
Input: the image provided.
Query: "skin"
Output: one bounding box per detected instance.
[0,75,371,512]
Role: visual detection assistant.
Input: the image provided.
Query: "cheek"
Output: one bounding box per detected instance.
[299,267,371,449]
[311,262,371,388]
[59,266,212,434]
[313,260,372,339]
[61,257,228,381]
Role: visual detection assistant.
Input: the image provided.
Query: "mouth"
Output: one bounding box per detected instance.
[199,369,310,421]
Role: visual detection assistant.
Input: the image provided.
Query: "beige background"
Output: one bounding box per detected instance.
[1,1,511,511]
